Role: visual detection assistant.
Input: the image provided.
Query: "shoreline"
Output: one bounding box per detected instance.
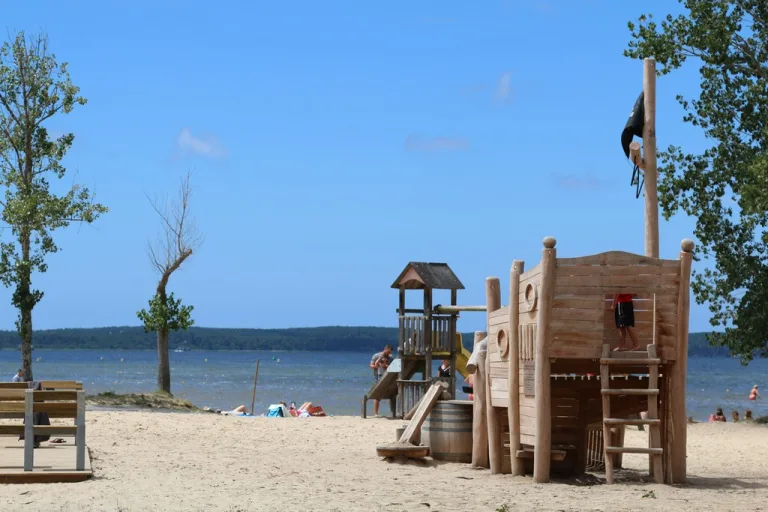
[2,411,767,511]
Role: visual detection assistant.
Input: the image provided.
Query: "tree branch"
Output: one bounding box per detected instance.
[146,170,203,288]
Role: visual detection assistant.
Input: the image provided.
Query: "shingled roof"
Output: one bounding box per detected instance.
[390,262,464,290]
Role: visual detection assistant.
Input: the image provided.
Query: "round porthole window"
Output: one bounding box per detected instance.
[524,282,538,312]
[498,329,509,359]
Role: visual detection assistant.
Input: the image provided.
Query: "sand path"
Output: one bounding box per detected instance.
[1,411,766,511]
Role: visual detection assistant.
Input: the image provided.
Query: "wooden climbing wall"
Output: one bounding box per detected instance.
[549,252,681,360]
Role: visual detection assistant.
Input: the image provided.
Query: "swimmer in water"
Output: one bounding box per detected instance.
[749,385,761,401]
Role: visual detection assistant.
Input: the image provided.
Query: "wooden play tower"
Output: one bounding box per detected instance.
[363,262,479,419]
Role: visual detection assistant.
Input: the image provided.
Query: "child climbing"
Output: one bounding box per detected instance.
[611,293,640,351]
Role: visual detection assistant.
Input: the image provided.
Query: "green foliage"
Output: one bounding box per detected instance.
[625,1,768,363]
[0,31,107,378]
[137,292,194,334]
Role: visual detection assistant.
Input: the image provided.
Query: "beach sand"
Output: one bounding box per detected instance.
[1,411,767,511]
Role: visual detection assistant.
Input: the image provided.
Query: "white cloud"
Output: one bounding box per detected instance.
[176,128,228,159]
[495,71,512,103]
[404,134,471,152]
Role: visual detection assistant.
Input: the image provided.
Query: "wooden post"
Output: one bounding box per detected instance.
[668,239,694,483]
[398,286,406,418]
[424,288,433,382]
[471,331,489,468]
[250,359,261,415]
[484,277,502,474]
[508,260,525,476]
[24,389,34,472]
[398,287,405,354]
[643,57,659,259]
[450,288,458,399]
[647,345,663,483]
[533,237,556,483]
[76,390,86,471]
[601,345,615,484]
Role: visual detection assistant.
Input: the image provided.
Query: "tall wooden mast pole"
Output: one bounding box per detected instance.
[643,57,659,258]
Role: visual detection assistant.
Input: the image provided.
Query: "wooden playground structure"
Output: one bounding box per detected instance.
[376,58,695,485]
[477,236,693,484]
[362,261,479,419]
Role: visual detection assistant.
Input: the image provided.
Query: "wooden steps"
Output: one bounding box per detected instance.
[605,446,663,455]
[599,358,660,365]
[600,343,663,484]
[601,389,659,396]
[603,418,660,426]
[506,444,568,461]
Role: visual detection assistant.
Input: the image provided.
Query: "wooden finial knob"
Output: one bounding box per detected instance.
[542,236,557,249]
[681,239,695,252]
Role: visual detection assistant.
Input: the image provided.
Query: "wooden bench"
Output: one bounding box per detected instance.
[0,388,86,471]
[0,380,84,391]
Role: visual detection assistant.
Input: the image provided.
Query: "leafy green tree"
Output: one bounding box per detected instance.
[137,172,201,393]
[0,31,107,380]
[625,1,768,362]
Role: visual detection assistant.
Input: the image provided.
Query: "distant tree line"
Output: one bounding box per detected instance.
[0,326,733,356]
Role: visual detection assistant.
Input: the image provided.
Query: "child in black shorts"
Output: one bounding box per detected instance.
[612,294,640,351]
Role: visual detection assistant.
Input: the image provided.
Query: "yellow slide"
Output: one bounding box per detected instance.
[454,334,471,379]
[432,333,471,379]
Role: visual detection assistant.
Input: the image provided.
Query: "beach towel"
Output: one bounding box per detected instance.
[266,404,290,417]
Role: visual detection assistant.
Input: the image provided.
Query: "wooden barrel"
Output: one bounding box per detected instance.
[422,400,473,463]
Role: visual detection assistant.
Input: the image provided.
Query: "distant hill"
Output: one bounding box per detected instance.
[0,326,732,356]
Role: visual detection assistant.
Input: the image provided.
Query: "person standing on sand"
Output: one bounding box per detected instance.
[11,369,23,382]
[369,344,394,417]
[611,294,640,351]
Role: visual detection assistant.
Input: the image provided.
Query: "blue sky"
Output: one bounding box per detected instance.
[0,0,714,333]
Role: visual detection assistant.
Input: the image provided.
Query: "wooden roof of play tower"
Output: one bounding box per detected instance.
[390,262,464,290]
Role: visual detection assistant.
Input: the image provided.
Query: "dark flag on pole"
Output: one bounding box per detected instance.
[621,91,645,198]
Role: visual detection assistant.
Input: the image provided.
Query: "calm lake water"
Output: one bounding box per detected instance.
[1,350,765,420]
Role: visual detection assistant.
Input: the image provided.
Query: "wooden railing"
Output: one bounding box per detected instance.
[432,315,453,353]
[398,315,454,356]
[397,379,429,418]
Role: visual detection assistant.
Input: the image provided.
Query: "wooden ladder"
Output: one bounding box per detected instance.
[599,343,663,484]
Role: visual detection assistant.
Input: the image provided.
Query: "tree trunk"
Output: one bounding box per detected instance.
[19,307,33,381]
[18,231,33,382]
[155,280,172,394]
[157,327,171,394]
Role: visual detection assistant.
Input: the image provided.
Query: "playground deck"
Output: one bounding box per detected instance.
[0,437,92,484]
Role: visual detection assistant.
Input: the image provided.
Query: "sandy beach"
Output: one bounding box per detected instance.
[1,411,767,512]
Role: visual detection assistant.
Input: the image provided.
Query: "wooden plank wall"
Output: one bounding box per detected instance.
[488,306,510,408]
[516,264,540,446]
[550,252,681,360]
[519,385,580,451]
[551,387,580,448]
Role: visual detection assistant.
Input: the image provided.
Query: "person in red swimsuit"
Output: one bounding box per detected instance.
[611,293,640,351]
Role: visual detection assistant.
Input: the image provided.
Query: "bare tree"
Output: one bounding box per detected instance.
[137,171,202,393]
